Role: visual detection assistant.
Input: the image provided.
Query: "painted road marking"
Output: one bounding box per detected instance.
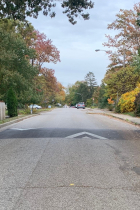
[11,128,34,131]
[70,184,75,186]
[82,136,90,139]
[66,131,107,139]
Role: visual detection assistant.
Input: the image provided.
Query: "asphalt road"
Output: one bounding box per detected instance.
[1,108,140,209]
[1,108,140,140]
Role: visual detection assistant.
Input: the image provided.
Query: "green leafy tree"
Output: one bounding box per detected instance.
[132,55,140,73]
[0,0,94,25]
[66,81,90,105]
[0,28,38,102]
[7,88,18,117]
[85,71,97,97]
[0,19,37,49]
[96,83,108,109]
[86,98,93,107]
[103,66,140,99]
[76,82,89,103]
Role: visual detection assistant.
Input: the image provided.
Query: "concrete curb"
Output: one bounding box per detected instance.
[0,108,54,129]
[0,108,54,128]
[86,109,140,126]
[0,114,38,129]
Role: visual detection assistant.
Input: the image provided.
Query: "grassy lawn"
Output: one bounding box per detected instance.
[88,106,97,109]
[123,112,136,117]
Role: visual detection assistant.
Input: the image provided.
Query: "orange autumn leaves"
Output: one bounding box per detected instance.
[107,97,114,105]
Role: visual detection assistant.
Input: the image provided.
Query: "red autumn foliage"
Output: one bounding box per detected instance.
[103,3,140,68]
[34,30,60,70]
[40,67,58,96]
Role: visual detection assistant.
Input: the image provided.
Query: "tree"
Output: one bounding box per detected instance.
[0,27,38,101]
[103,3,140,67]
[85,71,97,97]
[93,83,108,109]
[55,82,66,104]
[132,55,140,74]
[38,67,58,103]
[7,88,18,117]
[65,81,90,105]
[20,78,43,106]
[0,19,37,47]
[76,82,89,102]
[103,66,140,99]
[34,30,60,71]
[0,0,94,25]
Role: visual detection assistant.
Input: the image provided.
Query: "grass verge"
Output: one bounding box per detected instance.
[123,112,136,117]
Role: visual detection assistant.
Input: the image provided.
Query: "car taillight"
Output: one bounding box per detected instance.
[78,105,80,106]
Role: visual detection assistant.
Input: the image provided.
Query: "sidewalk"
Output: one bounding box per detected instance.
[86,108,140,126]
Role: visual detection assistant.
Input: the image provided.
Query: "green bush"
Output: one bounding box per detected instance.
[107,104,114,111]
[115,104,121,113]
[7,88,18,117]
[19,108,38,115]
[32,108,38,114]
[98,97,108,109]
[86,98,93,107]
[134,92,140,116]
[19,109,31,115]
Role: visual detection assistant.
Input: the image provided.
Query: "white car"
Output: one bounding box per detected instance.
[56,103,62,106]
[29,104,42,109]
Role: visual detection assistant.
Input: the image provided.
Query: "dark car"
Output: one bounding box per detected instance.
[77,102,85,109]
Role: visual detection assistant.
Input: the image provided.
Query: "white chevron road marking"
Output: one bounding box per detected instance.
[11,128,34,131]
[66,131,107,139]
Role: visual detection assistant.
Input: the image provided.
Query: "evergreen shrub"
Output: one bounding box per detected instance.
[115,104,121,113]
[7,88,18,117]
[98,97,108,109]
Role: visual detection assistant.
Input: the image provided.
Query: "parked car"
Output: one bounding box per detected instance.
[77,102,85,109]
[56,103,62,106]
[29,104,42,109]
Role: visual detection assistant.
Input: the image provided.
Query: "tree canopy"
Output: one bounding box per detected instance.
[85,71,97,97]
[0,27,38,101]
[103,66,140,99]
[0,0,94,24]
[34,30,60,70]
[103,3,140,68]
[66,71,97,106]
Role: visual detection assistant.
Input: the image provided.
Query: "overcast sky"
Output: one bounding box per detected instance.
[28,0,140,87]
